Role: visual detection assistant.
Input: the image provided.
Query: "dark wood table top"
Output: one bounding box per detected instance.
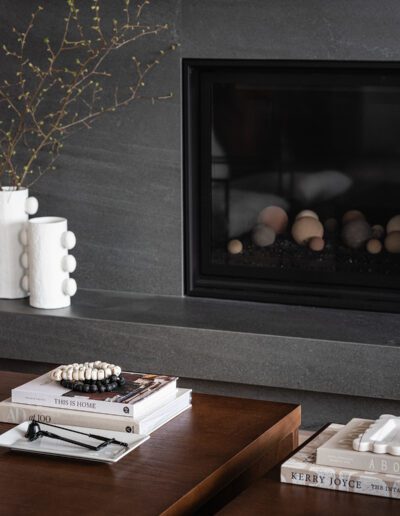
[218,433,399,516]
[0,371,300,516]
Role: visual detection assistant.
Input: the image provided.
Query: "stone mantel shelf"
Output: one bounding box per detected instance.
[0,289,399,402]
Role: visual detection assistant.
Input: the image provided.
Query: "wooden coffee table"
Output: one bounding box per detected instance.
[218,430,399,516]
[0,372,300,515]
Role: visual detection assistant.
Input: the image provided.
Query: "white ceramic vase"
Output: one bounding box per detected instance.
[0,187,38,298]
[26,217,77,309]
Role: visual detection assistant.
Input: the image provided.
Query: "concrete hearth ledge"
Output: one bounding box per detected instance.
[0,289,399,401]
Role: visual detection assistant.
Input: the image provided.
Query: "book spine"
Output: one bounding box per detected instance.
[0,401,139,433]
[11,390,133,418]
[281,464,400,499]
[316,448,400,476]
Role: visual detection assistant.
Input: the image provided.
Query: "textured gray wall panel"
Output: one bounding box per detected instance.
[0,0,182,295]
[3,1,400,294]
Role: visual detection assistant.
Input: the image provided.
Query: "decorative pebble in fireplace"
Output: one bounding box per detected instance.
[184,59,400,311]
[225,206,400,273]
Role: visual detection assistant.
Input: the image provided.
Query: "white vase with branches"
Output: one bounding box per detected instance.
[0,0,177,299]
[0,187,38,298]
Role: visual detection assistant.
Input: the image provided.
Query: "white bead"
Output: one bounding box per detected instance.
[63,278,77,297]
[20,252,29,269]
[54,370,62,381]
[97,369,105,381]
[113,366,121,376]
[62,370,68,380]
[72,369,79,381]
[62,231,76,250]
[61,255,77,273]
[19,228,28,246]
[79,368,85,381]
[25,196,39,215]
[91,369,98,381]
[85,368,92,380]
[67,368,73,381]
[94,361,102,368]
[105,367,112,378]
[100,362,108,370]
[88,362,94,368]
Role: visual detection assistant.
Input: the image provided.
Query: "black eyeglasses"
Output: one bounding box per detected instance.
[25,420,129,451]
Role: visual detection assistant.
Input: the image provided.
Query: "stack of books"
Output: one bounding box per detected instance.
[0,369,192,435]
[281,418,400,499]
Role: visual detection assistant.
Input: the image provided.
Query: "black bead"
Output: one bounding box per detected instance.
[89,384,98,393]
[118,376,126,386]
[110,375,118,382]
[106,383,113,392]
[76,383,84,392]
[99,384,106,393]
[60,379,67,387]
[83,384,90,393]
[104,378,110,384]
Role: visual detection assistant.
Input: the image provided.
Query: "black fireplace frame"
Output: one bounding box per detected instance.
[183,58,400,312]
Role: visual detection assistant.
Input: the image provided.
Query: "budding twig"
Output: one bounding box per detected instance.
[0,0,178,189]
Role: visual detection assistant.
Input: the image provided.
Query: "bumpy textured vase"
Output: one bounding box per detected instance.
[0,187,38,298]
[27,216,77,309]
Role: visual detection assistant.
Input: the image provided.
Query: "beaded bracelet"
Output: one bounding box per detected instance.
[51,362,124,393]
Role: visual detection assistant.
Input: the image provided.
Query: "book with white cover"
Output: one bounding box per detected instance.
[316,418,400,475]
[12,370,178,418]
[1,389,191,434]
[281,424,400,498]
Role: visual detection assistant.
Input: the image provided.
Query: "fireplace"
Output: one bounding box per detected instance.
[183,59,400,311]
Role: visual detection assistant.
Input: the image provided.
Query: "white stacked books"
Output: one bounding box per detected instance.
[316,418,400,476]
[0,388,191,435]
[11,370,178,417]
[5,367,192,436]
[281,424,400,499]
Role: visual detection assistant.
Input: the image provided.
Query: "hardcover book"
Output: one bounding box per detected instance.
[316,418,400,475]
[281,424,400,498]
[1,388,192,435]
[11,370,178,418]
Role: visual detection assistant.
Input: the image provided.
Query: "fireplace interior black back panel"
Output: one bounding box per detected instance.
[183,59,400,312]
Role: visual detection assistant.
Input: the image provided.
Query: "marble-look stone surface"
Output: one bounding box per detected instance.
[179,378,400,431]
[182,0,400,61]
[0,289,399,401]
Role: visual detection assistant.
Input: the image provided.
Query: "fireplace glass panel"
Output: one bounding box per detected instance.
[185,61,400,310]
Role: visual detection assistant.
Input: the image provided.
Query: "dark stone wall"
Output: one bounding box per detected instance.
[3,1,400,295]
[0,0,182,295]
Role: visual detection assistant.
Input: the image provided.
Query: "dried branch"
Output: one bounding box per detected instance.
[0,0,178,189]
